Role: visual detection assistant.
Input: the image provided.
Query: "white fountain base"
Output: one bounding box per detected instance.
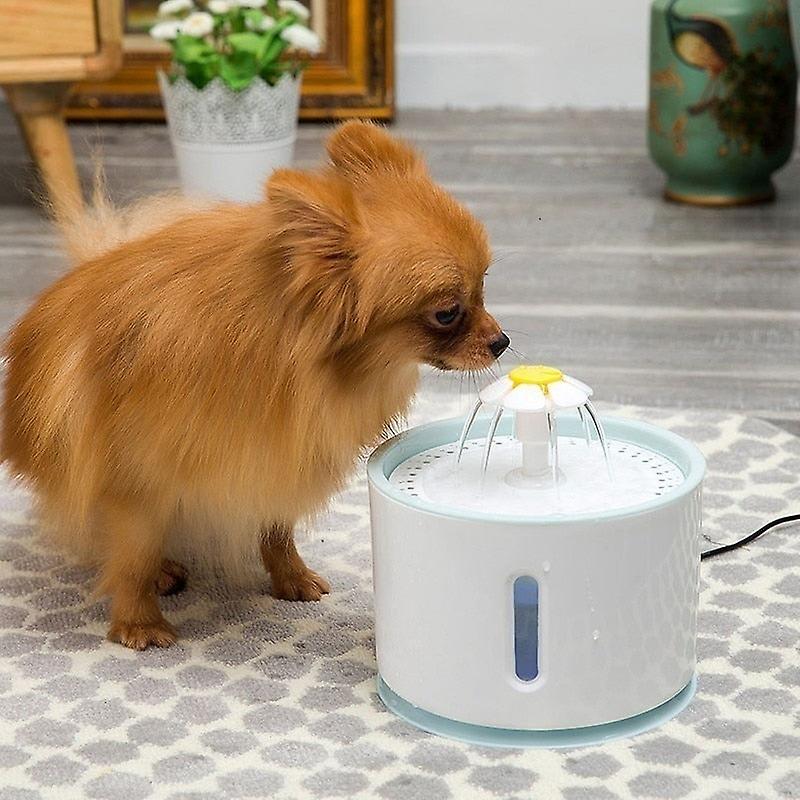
[367,414,704,737]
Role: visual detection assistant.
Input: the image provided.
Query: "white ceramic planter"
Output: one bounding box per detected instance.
[158,72,301,203]
[367,414,704,747]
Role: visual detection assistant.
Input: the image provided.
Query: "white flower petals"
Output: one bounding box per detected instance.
[504,384,547,412]
[207,0,230,13]
[158,0,193,16]
[479,370,593,413]
[547,380,589,409]
[237,0,266,7]
[181,10,214,36]
[150,20,182,39]
[479,376,514,405]
[278,0,311,20]
[281,23,321,53]
[244,12,276,31]
[563,374,594,397]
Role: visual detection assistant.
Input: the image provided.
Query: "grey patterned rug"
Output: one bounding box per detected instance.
[0,394,799,800]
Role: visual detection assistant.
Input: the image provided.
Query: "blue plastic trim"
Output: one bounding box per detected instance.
[377,674,697,749]
[366,414,705,525]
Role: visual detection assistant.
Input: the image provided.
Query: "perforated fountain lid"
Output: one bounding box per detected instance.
[387,366,687,516]
[369,414,705,523]
[388,432,686,517]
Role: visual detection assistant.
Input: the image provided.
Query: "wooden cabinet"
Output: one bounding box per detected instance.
[0,0,97,59]
[0,0,122,217]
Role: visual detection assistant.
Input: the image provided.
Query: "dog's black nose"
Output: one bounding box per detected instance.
[489,332,510,358]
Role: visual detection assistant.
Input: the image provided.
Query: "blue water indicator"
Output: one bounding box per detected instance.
[513,576,539,681]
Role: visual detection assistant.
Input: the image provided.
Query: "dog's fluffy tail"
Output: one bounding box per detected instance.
[56,159,213,264]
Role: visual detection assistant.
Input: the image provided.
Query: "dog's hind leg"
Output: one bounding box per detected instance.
[260,523,330,602]
[98,500,177,649]
[155,559,188,596]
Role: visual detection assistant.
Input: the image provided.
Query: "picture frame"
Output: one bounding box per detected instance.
[66,0,393,120]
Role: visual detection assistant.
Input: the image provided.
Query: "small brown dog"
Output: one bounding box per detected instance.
[1,122,508,649]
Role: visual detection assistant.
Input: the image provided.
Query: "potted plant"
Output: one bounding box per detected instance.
[151,0,321,201]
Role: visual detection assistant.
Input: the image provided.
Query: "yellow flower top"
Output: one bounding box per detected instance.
[479,366,591,411]
[508,365,563,392]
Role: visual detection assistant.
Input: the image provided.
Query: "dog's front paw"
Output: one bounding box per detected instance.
[271,568,331,602]
[108,618,177,650]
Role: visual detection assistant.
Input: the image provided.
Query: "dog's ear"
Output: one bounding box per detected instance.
[266,168,365,348]
[267,168,354,259]
[326,121,423,181]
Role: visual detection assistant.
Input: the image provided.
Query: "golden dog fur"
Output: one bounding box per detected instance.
[1,122,505,649]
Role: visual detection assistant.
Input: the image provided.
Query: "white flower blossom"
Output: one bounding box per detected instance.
[180,10,214,36]
[278,0,310,20]
[237,0,266,7]
[479,367,593,413]
[158,0,193,16]
[150,20,182,40]
[245,13,275,30]
[281,23,321,54]
[207,0,230,13]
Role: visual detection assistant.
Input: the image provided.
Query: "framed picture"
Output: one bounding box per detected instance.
[66,0,393,120]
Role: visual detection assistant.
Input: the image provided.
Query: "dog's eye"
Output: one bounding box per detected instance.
[433,304,462,327]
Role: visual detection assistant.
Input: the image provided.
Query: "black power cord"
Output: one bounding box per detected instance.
[701,513,800,561]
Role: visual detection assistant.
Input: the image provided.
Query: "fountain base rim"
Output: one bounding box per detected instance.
[377,674,697,749]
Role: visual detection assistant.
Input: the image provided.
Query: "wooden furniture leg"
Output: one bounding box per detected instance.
[3,82,83,218]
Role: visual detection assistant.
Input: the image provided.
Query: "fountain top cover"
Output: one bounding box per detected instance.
[479,365,593,412]
[388,366,689,518]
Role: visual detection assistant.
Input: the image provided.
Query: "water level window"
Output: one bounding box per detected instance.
[513,575,539,682]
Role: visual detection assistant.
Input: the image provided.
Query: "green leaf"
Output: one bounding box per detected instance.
[266,13,296,39]
[173,34,213,63]
[258,15,293,70]
[220,50,258,90]
[260,63,281,84]
[220,31,269,90]
[183,53,220,89]
[228,31,268,60]
[229,6,246,33]
[172,35,220,89]
[262,33,289,67]
[242,8,264,30]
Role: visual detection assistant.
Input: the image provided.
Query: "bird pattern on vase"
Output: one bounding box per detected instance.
[663,0,795,157]
[666,0,739,115]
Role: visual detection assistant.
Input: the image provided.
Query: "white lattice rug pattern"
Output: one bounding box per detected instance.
[0,394,798,800]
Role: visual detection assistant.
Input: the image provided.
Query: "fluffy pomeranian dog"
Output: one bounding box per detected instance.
[1,122,508,650]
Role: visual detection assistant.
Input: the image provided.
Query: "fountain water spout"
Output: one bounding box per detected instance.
[465,365,610,488]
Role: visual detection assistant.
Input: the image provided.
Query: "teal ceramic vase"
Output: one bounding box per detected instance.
[789,0,800,61]
[648,0,797,206]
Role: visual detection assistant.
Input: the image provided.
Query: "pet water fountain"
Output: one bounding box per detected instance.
[367,365,704,747]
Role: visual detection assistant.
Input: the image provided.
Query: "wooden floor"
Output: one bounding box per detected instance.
[1,108,799,434]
